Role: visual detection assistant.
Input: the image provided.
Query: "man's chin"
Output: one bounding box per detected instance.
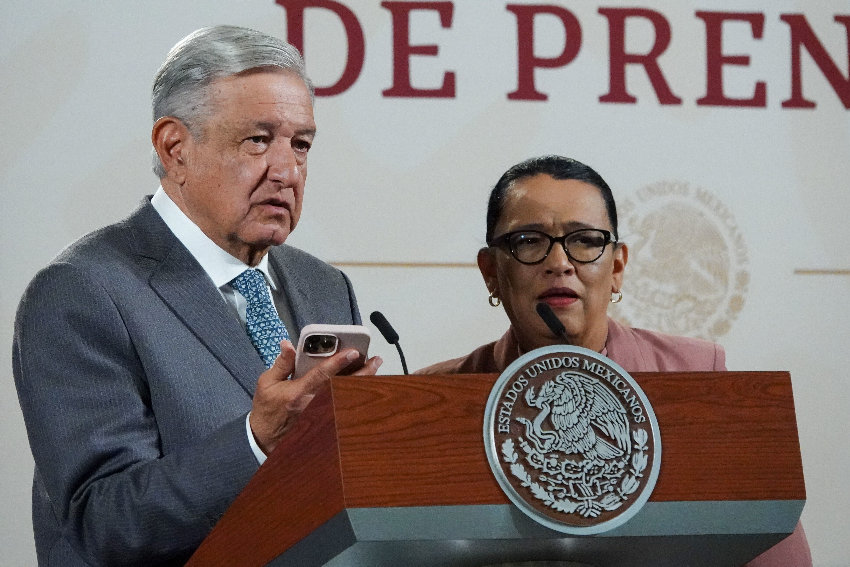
[233,227,290,263]
[254,224,291,247]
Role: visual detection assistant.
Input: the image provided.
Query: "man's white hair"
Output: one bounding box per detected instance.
[151,25,314,178]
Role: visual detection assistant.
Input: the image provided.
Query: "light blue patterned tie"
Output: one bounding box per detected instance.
[230,269,290,368]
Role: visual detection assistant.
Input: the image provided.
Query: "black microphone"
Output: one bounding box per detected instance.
[536,302,570,343]
[369,311,408,375]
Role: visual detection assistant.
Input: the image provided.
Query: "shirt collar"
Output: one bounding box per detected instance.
[151,187,277,290]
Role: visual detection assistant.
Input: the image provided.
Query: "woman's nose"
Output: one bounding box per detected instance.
[543,241,575,273]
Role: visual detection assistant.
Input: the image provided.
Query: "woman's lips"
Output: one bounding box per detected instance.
[538,287,579,308]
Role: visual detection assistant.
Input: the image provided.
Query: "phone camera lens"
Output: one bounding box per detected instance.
[305,334,338,355]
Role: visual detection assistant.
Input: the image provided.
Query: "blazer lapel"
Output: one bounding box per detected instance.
[128,199,265,396]
[604,317,650,373]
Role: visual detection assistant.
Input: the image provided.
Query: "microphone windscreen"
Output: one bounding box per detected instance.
[370,311,400,344]
[536,302,566,336]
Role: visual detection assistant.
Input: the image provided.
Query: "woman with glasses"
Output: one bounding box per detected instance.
[416,155,810,566]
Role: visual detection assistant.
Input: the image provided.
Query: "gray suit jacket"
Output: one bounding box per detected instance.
[13,198,361,566]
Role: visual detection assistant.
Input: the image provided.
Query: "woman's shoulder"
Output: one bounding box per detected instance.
[606,318,727,372]
[415,342,499,375]
[415,330,517,374]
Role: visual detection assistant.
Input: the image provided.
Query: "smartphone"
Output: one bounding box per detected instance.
[293,324,371,379]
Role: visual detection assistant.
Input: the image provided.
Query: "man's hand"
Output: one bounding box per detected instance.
[249,340,382,455]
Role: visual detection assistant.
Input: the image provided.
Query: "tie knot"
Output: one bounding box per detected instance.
[230,269,267,299]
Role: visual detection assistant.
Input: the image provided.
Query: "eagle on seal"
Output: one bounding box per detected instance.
[518,371,631,461]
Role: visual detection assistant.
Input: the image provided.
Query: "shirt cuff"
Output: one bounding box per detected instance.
[245,412,267,465]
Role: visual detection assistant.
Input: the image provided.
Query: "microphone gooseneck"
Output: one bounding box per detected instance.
[535,302,570,343]
[369,311,408,375]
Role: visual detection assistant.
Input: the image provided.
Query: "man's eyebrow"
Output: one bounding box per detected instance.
[245,122,316,137]
[295,126,317,138]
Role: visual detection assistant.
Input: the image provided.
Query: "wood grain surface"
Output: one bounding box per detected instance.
[332,372,805,506]
[189,371,805,565]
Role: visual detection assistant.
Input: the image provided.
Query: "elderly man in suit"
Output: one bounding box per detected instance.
[13,25,382,566]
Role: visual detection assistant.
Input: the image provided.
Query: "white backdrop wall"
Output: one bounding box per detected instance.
[2,1,848,565]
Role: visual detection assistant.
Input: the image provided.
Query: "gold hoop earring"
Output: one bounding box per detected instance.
[611,290,623,304]
[489,292,501,307]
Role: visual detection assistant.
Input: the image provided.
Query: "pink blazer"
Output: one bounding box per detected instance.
[416,317,725,375]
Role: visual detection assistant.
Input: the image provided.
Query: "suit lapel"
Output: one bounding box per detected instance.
[128,199,265,396]
[268,246,311,333]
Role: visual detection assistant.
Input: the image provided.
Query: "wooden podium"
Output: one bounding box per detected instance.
[187,372,805,567]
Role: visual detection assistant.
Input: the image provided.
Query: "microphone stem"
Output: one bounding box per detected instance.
[536,302,571,344]
[395,343,409,375]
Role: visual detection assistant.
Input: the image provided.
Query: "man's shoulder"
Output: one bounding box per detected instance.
[51,198,160,267]
[54,222,129,265]
[23,199,169,303]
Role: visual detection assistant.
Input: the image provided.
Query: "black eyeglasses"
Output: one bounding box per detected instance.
[489,228,616,265]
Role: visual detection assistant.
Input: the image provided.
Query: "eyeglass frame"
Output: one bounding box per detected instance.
[488,228,618,265]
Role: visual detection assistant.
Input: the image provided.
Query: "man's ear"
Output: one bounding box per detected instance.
[151,117,190,184]
[478,247,498,296]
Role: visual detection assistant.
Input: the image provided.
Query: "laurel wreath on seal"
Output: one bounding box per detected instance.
[501,428,649,519]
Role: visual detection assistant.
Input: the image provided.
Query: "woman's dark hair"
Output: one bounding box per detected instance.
[485,155,618,244]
